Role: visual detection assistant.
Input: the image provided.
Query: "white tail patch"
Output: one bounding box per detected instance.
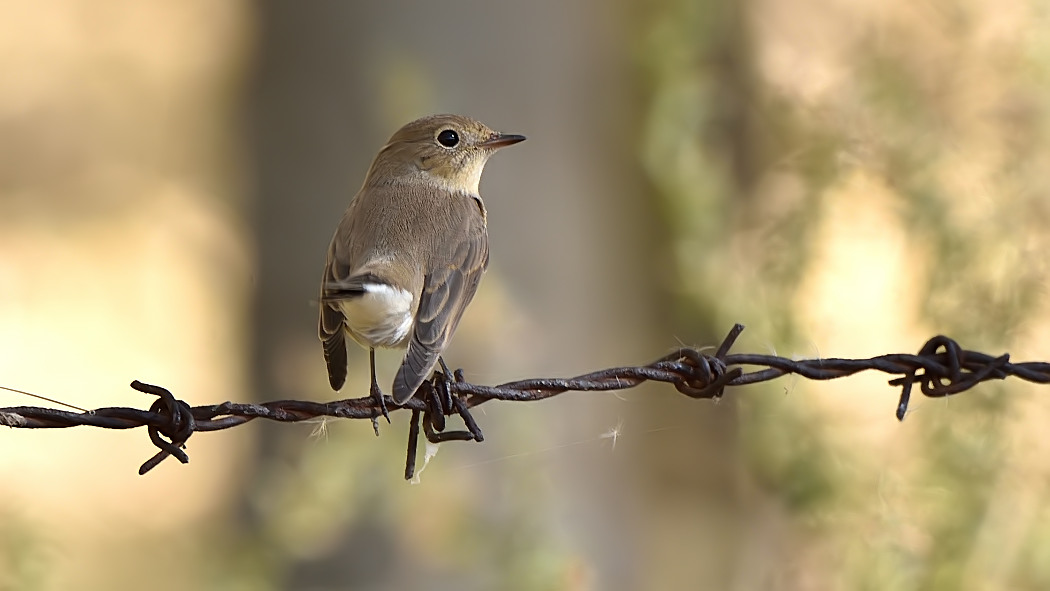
[341,283,414,348]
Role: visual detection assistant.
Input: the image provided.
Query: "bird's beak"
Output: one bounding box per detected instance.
[479,133,526,149]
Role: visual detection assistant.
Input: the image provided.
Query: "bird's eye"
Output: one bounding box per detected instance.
[436,129,460,148]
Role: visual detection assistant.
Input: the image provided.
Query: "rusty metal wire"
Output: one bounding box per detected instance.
[2,324,1049,479]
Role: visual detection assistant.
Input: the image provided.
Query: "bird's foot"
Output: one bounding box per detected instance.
[370,378,390,425]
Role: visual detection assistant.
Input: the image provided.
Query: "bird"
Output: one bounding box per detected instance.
[318,114,525,419]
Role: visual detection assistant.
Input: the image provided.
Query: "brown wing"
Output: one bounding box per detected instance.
[391,222,489,403]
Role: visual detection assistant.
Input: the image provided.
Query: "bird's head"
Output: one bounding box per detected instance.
[367,114,525,195]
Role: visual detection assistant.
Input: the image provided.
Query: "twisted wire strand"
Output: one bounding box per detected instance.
[2,324,1048,477]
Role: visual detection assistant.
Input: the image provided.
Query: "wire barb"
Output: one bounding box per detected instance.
[3,324,1049,476]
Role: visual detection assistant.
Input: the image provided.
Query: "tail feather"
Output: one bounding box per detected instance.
[321,310,348,391]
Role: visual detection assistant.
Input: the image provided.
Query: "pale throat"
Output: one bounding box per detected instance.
[427,161,486,196]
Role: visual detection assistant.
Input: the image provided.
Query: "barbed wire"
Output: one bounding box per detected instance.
[2,324,1049,479]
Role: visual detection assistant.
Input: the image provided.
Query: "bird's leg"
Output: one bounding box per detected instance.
[370,348,390,424]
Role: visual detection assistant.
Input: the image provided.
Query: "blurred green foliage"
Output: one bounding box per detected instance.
[0,509,50,591]
[638,0,1050,588]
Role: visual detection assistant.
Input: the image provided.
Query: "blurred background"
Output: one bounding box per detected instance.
[1,0,1049,589]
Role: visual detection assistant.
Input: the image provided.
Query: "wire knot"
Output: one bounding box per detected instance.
[665,348,737,399]
[668,323,746,399]
[890,336,1011,420]
[131,380,196,474]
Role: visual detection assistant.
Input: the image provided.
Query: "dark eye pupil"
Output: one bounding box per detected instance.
[437,129,459,147]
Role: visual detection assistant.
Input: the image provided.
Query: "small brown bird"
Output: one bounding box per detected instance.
[318,114,525,416]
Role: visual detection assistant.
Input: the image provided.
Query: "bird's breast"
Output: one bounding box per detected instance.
[340,283,415,349]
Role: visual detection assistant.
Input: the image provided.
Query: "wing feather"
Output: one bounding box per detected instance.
[392,221,489,403]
